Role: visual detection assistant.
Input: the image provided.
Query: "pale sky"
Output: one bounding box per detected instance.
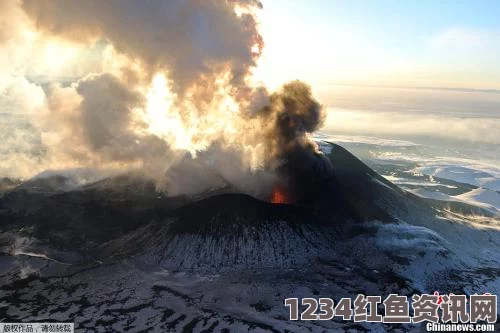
[254,0,500,90]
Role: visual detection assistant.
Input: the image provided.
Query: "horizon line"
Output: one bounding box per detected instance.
[319,83,500,95]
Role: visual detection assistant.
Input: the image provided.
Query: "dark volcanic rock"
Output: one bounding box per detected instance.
[0,143,430,263]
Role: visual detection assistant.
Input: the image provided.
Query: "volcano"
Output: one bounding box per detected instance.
[1,142,499,332]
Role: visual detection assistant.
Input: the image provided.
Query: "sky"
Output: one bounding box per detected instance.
[255,0,500,90]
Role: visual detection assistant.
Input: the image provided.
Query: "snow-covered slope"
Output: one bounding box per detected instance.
[1,143,499,332]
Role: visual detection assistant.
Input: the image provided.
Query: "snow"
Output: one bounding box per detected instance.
[408,187,500,217]
[407,188,454,201]
[454,187,500,212]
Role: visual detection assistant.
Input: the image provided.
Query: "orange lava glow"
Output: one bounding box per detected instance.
[270,184,292,204]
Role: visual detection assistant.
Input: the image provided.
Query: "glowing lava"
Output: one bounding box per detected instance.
[270,184,292,204]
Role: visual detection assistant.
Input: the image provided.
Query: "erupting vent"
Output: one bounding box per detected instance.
[270,183,293,204]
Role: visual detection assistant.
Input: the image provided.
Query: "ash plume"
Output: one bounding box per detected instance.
[259,81,324,158]
[21,0,263,95]
[0,0,330,199]
[256,81,333,203]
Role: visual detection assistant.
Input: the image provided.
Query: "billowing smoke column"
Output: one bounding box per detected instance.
[0,0,332,200]
[259,81,335,203]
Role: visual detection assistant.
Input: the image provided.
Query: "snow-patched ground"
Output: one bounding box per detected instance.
[1,141,499,332]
